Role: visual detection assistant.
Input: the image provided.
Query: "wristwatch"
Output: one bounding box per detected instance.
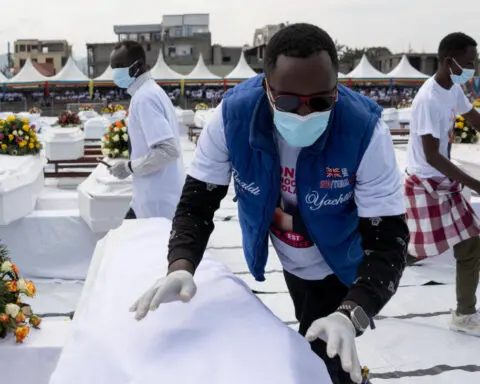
[337,303,370,337]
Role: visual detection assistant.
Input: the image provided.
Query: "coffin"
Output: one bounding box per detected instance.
[49,219,332,384]
[83,117,109,140]
[381,108,399,130]
[175,108,195,126]
[78,110,99,121]
[193,109,215,128]
[0,155,45,225]
[397,107,412,123]
[77,161,132,233]
[44,127,85,161]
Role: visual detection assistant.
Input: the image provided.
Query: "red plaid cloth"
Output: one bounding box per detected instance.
[405,174,480,257]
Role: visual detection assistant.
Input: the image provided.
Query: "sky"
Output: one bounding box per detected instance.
[1,0,479,59]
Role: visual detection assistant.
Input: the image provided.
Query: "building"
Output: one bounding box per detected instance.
[14,39,71,75]
[87,14,243,78]
[244,23,287,73]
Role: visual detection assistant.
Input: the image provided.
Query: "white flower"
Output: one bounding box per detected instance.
[5,303,20,318]
[461,132,467,139]
[101,137,106,143]
[122,134,128,142]
[102,148,111,155]
[114,127,120,132]
[122,127,127,132]
[0,260,13,273]
[18,130,23,136]
[12,130,18,135]
[17,278,28,293]
[24,135,29,141]
[113,135,120,142]
[113,148,119,154]
[122,150,129,158]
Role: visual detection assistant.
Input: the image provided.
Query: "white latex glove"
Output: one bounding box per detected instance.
[305,312,362,384]
[129,270,197,321]
[109,161,132,179]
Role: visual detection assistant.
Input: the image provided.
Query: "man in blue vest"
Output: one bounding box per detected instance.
[131,24,409,383]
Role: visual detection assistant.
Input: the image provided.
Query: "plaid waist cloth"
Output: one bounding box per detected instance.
[405,174,480,257]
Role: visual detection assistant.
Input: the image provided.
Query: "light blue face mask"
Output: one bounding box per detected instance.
[267,91,332,148]
[112,61,139,89]
[450,58,475,85]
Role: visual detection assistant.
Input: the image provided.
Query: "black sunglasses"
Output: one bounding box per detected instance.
[267,84,338,113]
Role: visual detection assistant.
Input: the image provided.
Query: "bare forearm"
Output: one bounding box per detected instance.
[427,153,478,188]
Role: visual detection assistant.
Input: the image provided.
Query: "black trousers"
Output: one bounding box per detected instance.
[124,208,137,220]
[283,270,354,384]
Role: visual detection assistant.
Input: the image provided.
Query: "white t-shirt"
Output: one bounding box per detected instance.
[406,77,473,178]
[189,102,405,280]
[127,75,185,219]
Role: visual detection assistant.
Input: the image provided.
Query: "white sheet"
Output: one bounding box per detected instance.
[0,154,45,193]
[49,218,332,384]
[82,162,132,198]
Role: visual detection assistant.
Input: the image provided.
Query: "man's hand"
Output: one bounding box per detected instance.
[129,270,197,321]
[109,161,132,179]
[305,312,362,383]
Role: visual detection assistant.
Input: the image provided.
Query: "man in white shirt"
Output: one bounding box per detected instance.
[109,41,185,220]
[406,32,480,336]
[130,24,409,384]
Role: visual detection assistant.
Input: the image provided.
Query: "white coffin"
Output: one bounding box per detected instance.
[78,161,132,233]
[397,107,412,123]
[381,108,399,129]
[44,127,85,161]
[0,155,45,225]
[102,111,127,125]
[83,117,109,140]
[78,110,99,121]
[193,109,215,128]
[50,219,331,384]
[175,108,195,125]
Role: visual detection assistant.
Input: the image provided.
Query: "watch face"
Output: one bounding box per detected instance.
[352,306,370,331]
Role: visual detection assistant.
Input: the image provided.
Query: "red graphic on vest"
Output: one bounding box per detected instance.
[270,206,313,248]
[280,166,296,195]
[326,167,342,178]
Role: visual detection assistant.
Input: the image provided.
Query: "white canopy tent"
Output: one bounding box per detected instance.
[225,53,257,81]
[150,51,182,82]
[184,54,221,83]
[387,55,429,81]
[8,58,48,85]
[338,72,348,80]
[50,57,90,84]
[94,65,114,84]
[346,55,387,81]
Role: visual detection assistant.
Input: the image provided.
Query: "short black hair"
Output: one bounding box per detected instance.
[114,40,146,63]
[264,23,338,76]
[438,32,477,61]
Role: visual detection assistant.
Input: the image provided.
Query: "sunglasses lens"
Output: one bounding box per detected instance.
[310,96,335,112]
[274,96,302,113]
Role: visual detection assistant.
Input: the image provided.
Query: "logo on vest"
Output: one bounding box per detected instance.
[232,168,260,196]
[305,190,354,211]
[320,167,356,189]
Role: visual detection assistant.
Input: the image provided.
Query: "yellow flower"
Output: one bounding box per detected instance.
[15,326,29,343]
[8,134,13,141]
[5,281,17,292]
[0,119,5,124]
[1,144,6,150]
[26,281,36,296]
[35,143,40,149]
[28,143,34,149]
[22,124,29,131]
[456,121,465,129]
[457,115,465,121]
[15,311,26,324]
[29,314,41,328]
[22,118,29,125]
[19,141,26,148]
[6,115,15,122]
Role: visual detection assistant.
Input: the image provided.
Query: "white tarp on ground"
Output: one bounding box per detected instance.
[49,219,332,384]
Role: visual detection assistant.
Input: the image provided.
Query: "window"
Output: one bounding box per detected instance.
[32,58,37,63]
[140,33,151,42]
[146,44,151,52]
[46,58,54,64]
[42,46,48,53]
[154,32,162,41]
[61,57,67,67]
[19,45,26,52]
[128,33,138,41]
[27,45,31,52]
[223,56,231,63]
[19,59,26,67]
[167,46,176,57]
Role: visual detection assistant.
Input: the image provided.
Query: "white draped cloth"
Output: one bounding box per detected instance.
[49,219,332,384]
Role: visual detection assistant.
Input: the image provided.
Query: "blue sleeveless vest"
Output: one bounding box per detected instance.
[222,75,382,285]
